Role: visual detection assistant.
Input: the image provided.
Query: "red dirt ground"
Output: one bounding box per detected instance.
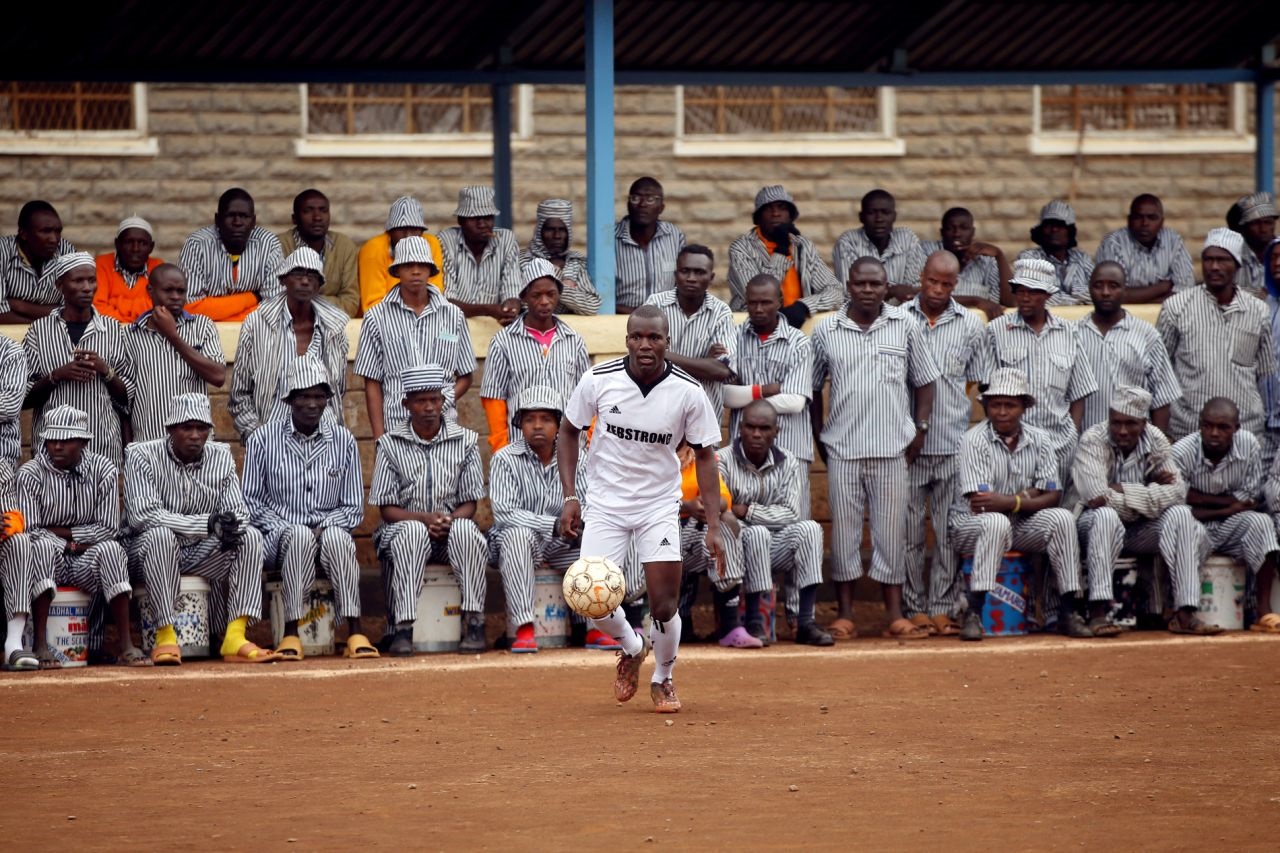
[2,633,1278,851]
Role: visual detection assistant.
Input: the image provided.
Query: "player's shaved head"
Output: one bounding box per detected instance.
[742,399,778,425]
[924,250,960,276]
[739,398,780,460]
[627,303,669,333]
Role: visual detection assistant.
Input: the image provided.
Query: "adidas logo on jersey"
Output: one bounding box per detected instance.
[608,405,622,414]
[658,537,671,546]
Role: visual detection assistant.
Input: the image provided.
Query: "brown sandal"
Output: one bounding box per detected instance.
[930,613,962,636]
[827,618,856,640]
[909,613,939,636]
[882,618,930,640]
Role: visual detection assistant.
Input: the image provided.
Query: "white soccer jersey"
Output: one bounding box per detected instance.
[566,357,722,518]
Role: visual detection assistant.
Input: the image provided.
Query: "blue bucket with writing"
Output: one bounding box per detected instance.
[960,551,1029,636]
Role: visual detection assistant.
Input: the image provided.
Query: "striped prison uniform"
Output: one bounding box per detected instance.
[123,438,264,629]
[124,309,225,443]
[0,234,76,310]
[644,288,738,416]
[614,217,686,310]
[179,225,285,302]
[1158,284,1276,442]
[832,227,926,287]
[920,241,1000,303]
[1095,227,1195,293]
[1015,247,1093,306]
[0,336,26,470]
[368,421,487,622]
[726,229,844,314]
[1074,311,1181,433]
[516,249,601,315]
[1171,430,1280,578]
[903,297,993,617]
[488,438,584,629]
[353,285,476,434]
[14,450,129,605]
[437,226,523,306]
[1240,248,1266,297]
[242,419,365,622]
[730,316,814,464]
[479,316,590,429]
[0,462,35,620]
[1071,422,1198,607]
[24,308,133,468]
[814,303,941,585]
[229,294,349,440]
[948,421,1082,596]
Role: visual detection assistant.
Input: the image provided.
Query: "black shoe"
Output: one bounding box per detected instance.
[959,610,984,642]
[746,621,773,647]
[458,612,487,653]
[794,621,834,647]
[389,628,414,657]
[1059,611,1094,639]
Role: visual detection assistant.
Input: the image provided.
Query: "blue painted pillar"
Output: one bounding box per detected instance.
[1257,74,1276,194]
[585,0,616,313]
[491,82,513,229]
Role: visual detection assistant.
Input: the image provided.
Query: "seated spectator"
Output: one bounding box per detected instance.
[94,215,163,324]
[1072,387,1201,636]
[615,177,685,313]
[15,405,141,668]
[518,198,601,315]
[359,196,446,313]
[1172,397,1280,635]
[948,369,1090,641]
[727,185,842,326]
[833,189,926,302]
[278,189,360,316]
[0,332,25,475]
[920,207,1012,319]
[180,187,285,321]
[228,246,349,441]
[480,259,590,452]
[438,186,522,324]
[1016,200,1093,306]
[1095,193,1194,303]
[1,462,38,670]
[0,199,76,323]
[123,263,227,443]
[1233,191,1277,295]
[23,253,130,467]
[369,364,488,657]
[124,393,278,665]
[718,400,832,646]
[242,359,373,661]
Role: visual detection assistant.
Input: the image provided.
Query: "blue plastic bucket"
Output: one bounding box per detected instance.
[960,551,1030,636]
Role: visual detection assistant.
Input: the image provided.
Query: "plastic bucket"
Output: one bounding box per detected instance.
[737,587,777,642]
[1109,556,1140,627]
[960,552,1029,636]
[506,572,571,648]
[134,576,212,658]
[47,587,90,667]
[266,580,336,657]
[1199,556,1244,631]
[413,564,461,653]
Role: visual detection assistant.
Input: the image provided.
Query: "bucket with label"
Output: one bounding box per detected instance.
[505,572,571,648]
[960,551,1029,636]
[1199,556,1244,631]
[134,576,212,658]
[47,587,91,667]
[266,579,336,656]
[413,564,461,652]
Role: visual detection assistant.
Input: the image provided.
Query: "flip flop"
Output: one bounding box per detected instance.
[276,635,304,662]
[343,633,380,659]
[909,613,939,636]
[3,648,38,671]
[1249,613,1280,634]
[222,641,281,664]
[930,613,962,637]
[150,643,182,666]
[1167,617,1224,636]
[718,626,764,649]
[35,647,62,670]
[1087,616,1123,638]
[115,646,153,667]
[882,618,930,640]
[827,618,856,640]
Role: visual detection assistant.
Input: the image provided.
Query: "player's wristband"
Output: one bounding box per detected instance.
[751,384,762,400]
[564,495,580,503]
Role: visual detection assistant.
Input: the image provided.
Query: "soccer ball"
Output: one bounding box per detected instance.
[562,556,626,619]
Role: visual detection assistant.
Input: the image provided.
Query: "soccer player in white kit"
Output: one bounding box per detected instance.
[558,305,724,713]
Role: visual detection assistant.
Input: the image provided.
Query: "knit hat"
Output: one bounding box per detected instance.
[1009,257,1059,294]
[389,235,440,275]
[520,257,562,295]
[980,368,1036,408]
[40,404,94,441]
[283,356,332,400]
[753,185,799,219]
[512,385,564,428]
[385,196,426,232]
[277,246,326,285]
[453,186,500,218]
[116,214,154,238]
[1203,227,1245,266]
[163,393,214,428]
[1237,191,1278,225]
[527,198,573,260]
[401,363,449,396]
[47,251,95,283]
[1109,386,1152,419]
[1038,200,1076,226]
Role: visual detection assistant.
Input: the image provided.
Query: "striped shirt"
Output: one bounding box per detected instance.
[242,419,364,533]
[228,295,349,439]
[1072,422,1184,520]
[479,316,590,420]
[644,288,738,414]
[1095,227,1195,292]
[0,336,27,468]
[489,438,585,535]
[24,309,132,467]
[1074,311,1181,432]
[1240,249,1266,296]
[717,440,806,529]
[517,249,601,315]
[0,234,77,309]
[812,303,942,461]
[832,227,926,286]
[179,225,285,301]
[1264,294,1280,431]
[903,297,993,455]
[16,449,120,545]
[1157,285,1276,440]
[986,311,1098,454]
[614,217,686,309]
[1170,429,1264,503]
[920,241,999,302]
[368,420,485,513]
[124,309,225,442]
[951,421,1060,518]
[730,317,814,462]
[1015,247,1093,306]
[727,229,843,313]
[437,226,522,305]
[353,285,477,432]
[123,438,250,543]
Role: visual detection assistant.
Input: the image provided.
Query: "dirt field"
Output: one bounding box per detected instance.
[2,633,1278,851]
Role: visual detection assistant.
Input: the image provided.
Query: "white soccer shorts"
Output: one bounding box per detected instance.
[580,504,682,566]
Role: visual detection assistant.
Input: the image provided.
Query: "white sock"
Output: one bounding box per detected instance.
[5,615,27,657]
[649,613,681,684]
[590,607,642,656]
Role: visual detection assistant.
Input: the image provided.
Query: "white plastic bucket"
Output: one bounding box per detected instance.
[134,576,212,658]
[413,564,461,653]
[505,572,571,648]
[46,587,90,668]
[1199,556,1245,631]
[266,580,336,657]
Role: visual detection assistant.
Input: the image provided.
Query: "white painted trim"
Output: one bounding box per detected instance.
[0,83,157,156]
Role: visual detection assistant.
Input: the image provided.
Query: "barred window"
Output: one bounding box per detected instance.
[0,82,135,132]
[682,85,882,135]
[1039,84,1235,133]
[306,83,493,135]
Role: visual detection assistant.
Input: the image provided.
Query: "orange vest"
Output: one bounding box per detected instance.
[93,254,164,324]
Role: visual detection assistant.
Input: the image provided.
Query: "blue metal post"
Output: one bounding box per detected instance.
[585,0,615,313]
[1257,73,1275,194]
[491,82,513,230]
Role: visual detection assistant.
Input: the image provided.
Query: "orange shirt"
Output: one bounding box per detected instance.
[755,228,802,307]
[358,231,446,314]
[679,460,732,516]
[93,254,163,324]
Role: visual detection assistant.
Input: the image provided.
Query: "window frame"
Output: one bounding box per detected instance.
[0,83,157,156]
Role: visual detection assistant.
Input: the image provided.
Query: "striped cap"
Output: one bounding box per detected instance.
[389,235,440,275]
[284,356,332,399]
[1203,227,1245,266]
[47,251,96,283]
[513,385,563,426]
[1038,200,1076,226]
[454,185,500,218]
[400,363,449,396]
[528,198,573,258]
[520,257,562,294]
[1008,257,1059,294]
[1109,386,1152,419]
[277,245,326,285]
[385,196,426,231]
[163,392,214,428]
[754,184,798,217]
[117,214,153,238]
[980,368,1036,408]
[40,404,94,441]
[1237,191,1278,225]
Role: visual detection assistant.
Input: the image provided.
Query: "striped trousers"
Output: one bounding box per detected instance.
[1,534,58,619]
[680,517,746,593]
[904,454,961,618]
[266,525,361,622]
[741,521,823,594]
[1077,505,1202,608]
[15,531,131,604]
[827,456,908,585]
[489,526,578,628]
[1200,511,1279,576]
[950,508,1082,595]
[128,527,264,628]
[377,518,487,623]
